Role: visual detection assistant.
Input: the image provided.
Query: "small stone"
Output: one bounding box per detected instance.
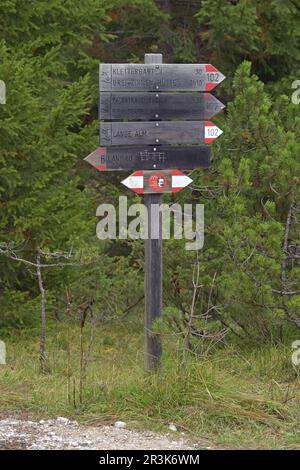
[56,417,71,426]
[114,421,127,429]
[45,419,55,426]
[168,424,177,432]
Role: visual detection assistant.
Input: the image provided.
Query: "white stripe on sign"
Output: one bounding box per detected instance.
[172,175,192,188]
[204,125,223,139]
[124,175,143,189]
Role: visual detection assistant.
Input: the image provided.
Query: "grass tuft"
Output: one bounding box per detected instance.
[0,319,299,449]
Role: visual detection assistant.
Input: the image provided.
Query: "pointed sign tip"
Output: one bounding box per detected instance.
[121,176,130,188]
[204,121,223,143]
[205,64,226,90]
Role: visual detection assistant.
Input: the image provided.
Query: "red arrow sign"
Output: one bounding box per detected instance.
[121,170,193,194]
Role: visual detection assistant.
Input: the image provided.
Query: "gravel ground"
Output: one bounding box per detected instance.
[0,417,210,450]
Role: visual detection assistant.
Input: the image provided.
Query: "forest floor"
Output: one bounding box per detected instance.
[0,319,299,449]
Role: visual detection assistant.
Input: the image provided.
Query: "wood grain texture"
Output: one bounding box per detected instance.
[99,92,224,120]
[100,121,206,145]
[100,63,225,92]
[144,53,163,372]
[85,145,211,171]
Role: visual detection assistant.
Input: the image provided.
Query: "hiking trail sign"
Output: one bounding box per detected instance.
[122,169,193,194]
[100,120,223,146]
[100,92,224,120]
[99,63,225,91]
[85,145,211,172]
[84,53,225,371]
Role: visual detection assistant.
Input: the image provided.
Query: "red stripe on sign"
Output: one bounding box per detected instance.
[205,64,218,73]
[132,170,144,177]
[205,82,216,91]
[171,169,182,176]
[132,188,144,194]
[96,164,106,171]
[96,148,106,156]
[205,65,219,91]
[172,187,182,193]
[204,121,214,144]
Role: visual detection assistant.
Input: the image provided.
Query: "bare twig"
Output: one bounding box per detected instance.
[281,195,295,285]
[121,295,144,318]
[66,287,73,405]
[78,300,94,404]
[181,253,201,368]
[37,250,47,373]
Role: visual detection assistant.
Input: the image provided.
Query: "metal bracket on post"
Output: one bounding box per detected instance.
[144,53,163,371]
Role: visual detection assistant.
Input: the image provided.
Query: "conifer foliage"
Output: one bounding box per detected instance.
[0,0,299,341]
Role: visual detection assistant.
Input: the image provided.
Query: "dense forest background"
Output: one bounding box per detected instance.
[0,0,300,346]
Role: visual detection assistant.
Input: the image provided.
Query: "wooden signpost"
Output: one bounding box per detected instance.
[85,53,225,371]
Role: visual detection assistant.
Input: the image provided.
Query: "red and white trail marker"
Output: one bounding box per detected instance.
[122,169,193,194]
[204,64,226,91]
[204,121,223,144]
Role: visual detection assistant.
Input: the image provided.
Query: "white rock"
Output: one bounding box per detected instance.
[45,419,55,426]
[168,424,177,432]
[56,417,72,426]
[114,421,127,429]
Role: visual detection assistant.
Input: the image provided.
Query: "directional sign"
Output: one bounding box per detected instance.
[100,120,223,146]
[100,92,225,121]
[122,170,192,194]
[85,145,211,171]
[100,64,225,92]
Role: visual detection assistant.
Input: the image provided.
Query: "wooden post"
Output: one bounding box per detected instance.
[144,53,163,371]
